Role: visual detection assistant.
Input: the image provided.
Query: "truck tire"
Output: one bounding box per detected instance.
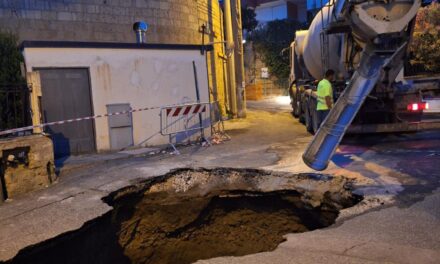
[293,91,301,118]
[290,83,301,118]
[299,94,306,124]
[299,112,306,124]
[293,97,301,118]
[305,102,314,133]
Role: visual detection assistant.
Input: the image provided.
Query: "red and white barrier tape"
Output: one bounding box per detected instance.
[165,104,207,117]
[0,102,210,136]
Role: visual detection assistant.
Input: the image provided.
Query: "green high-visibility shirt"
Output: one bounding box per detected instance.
[316,79,333,111]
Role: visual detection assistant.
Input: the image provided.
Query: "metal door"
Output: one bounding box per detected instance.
[38,68,95,157]
[107,104,134,150]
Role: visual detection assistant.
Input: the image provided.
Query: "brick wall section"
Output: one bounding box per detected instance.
[245,42,289,96]
[0,135,55,199]
[0,0,206,44]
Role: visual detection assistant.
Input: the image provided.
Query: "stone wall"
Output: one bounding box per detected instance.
[244,42,290,97]
[0,135,55,200]
[0,0,228,115]
[0,0,200,44]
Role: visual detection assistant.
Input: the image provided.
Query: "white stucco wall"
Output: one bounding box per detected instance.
[297,3,307,23]
[23,47,210,152]
[255,0,308,23]
[256,2,288,22]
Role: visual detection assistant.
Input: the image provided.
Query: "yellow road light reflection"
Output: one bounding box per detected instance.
[275,96,291,105]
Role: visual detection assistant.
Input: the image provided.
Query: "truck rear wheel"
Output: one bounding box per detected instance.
[299,94,306,124]
[299,112,305,124]
[293,98,301,118]
[305,103,314,133]
[290,83,301,118]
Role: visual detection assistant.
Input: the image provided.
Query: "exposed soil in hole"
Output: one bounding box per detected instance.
[6,168,362,264]
[119,190,338,264]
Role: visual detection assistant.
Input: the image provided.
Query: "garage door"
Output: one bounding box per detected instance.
[38,68,95,158]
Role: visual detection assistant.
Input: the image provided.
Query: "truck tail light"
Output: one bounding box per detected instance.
[407,102,429,112]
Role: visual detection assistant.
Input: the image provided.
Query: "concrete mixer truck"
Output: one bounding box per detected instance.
[288,0,440,171]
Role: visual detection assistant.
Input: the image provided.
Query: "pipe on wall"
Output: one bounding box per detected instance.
[224,0,238,117]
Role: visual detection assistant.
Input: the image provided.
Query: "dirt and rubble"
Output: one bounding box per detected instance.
[6,168,361,264]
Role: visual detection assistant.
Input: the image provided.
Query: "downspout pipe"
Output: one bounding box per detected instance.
[224,0,238,117]
[232,0,247,118]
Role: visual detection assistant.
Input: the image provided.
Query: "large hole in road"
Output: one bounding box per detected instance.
[7,168,362,264]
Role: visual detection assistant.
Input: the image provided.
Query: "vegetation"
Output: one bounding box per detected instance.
[241,6,258,33]
[0,32,24,84]
[0,32,27,131]
[410,1,440,72]
[250,19,305,80]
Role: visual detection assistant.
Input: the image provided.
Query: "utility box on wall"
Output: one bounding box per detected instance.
[0,135,56,202]
[107,104,134,150]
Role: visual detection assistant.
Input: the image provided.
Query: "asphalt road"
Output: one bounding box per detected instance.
[200,97,440,264]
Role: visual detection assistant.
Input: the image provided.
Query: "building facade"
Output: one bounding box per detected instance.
[23,42,211,155]
[243,0,307,23]
[0,0,212,44]
[0,0,230,116]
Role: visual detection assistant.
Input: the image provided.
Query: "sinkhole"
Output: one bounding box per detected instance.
[7,168,362,264]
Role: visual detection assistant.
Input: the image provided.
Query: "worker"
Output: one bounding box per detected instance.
[316,69,335,128]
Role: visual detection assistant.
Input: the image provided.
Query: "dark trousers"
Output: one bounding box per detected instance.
[317,110,330,128]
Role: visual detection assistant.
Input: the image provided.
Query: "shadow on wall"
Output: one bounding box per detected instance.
[45,126,70,169]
